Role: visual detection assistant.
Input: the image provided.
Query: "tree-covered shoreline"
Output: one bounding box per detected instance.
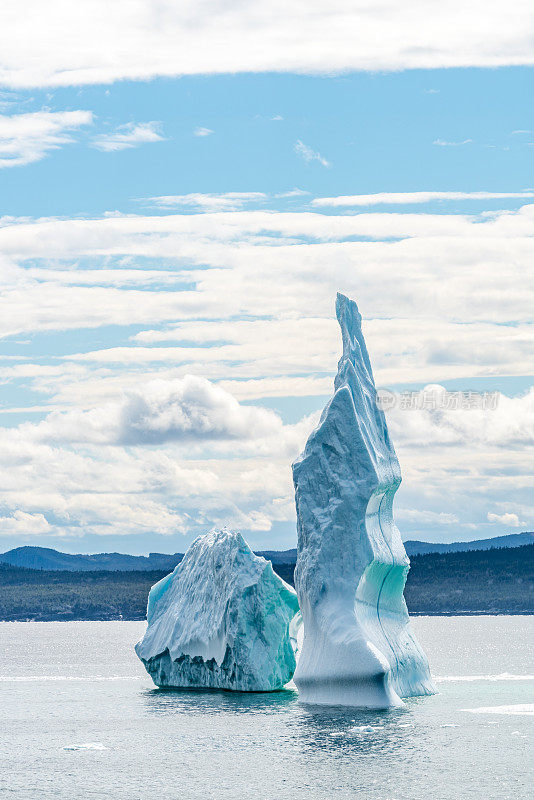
[1,544,532,621]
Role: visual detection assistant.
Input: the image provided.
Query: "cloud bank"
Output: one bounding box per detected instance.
[0,1,533,88]
[313,191,534,207]
[0,199,532,544]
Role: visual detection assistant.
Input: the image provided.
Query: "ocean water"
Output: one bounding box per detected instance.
[1,617,532,800]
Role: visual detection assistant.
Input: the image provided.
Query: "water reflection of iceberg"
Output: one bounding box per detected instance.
[141,685,298,716]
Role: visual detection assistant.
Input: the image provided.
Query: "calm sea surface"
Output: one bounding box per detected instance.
[1,617,532,800]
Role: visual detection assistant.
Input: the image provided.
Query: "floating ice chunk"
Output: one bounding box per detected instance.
[463,704,534,715]
[135,528,299,691]
[349,725,381,733]
[435,674,534,683]
[292,293,436,708]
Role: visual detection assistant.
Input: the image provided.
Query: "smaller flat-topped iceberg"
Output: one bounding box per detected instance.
[135,528,299,691]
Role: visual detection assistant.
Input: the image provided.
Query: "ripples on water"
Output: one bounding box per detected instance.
[0,617,532,800]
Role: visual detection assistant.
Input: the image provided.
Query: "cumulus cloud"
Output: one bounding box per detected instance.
[0,378,314,541]
[28,375,285,446]
[487,512,524,527]
[119,376,282,444]
[0,510,51,535]
[0,110,93,167]
[294,140,330,167]
[1,1,533,88]
[92,121,164,152]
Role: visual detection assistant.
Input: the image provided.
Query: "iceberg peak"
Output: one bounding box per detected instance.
[292,293,435,708]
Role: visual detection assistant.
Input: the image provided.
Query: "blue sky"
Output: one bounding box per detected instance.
[3,68,534,218]
[0,2,533,554]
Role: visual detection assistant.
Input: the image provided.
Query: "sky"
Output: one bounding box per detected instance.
[0,1,533,554]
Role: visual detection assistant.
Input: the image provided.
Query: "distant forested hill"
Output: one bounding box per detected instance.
[404,531,533,556]
[1,532,532,572]
[0,565,163,621]
[0,546,183,572]
[0,544,532,621]
[403,544,534,614]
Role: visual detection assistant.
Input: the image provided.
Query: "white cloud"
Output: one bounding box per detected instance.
[0,90,25,111]
[52,320,533,399]
[312,191,534,207]
[1,2,534,88]
[119,376,283,444]
[193,127,213,137]
[92,121,164,152]
[277,188,310,198]
[0,110,92,167]
[140,190,309,210]
[396,509,459,525]
[0,199,533,543]
[1,204,534,388]
[31,375,284,446]
[0,510,51,535]
[487,512,524,527]
[0,378,313,539]
[294,140,330,167]
[142,192,267,211]
[433,138,473,146]
[1,378,532,542]
[387,387,534,449]
[384,388,533,539]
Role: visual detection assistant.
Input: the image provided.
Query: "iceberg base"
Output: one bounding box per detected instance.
[140,647,292,692]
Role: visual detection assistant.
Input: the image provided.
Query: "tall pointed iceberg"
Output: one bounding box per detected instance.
[292,293,435,708]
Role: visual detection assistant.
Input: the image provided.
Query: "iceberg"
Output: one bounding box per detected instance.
[292,293,436,708]
[135,528,299,691]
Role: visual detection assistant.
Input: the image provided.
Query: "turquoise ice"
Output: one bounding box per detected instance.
[135,528,299,691]
[292,293,436,708]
